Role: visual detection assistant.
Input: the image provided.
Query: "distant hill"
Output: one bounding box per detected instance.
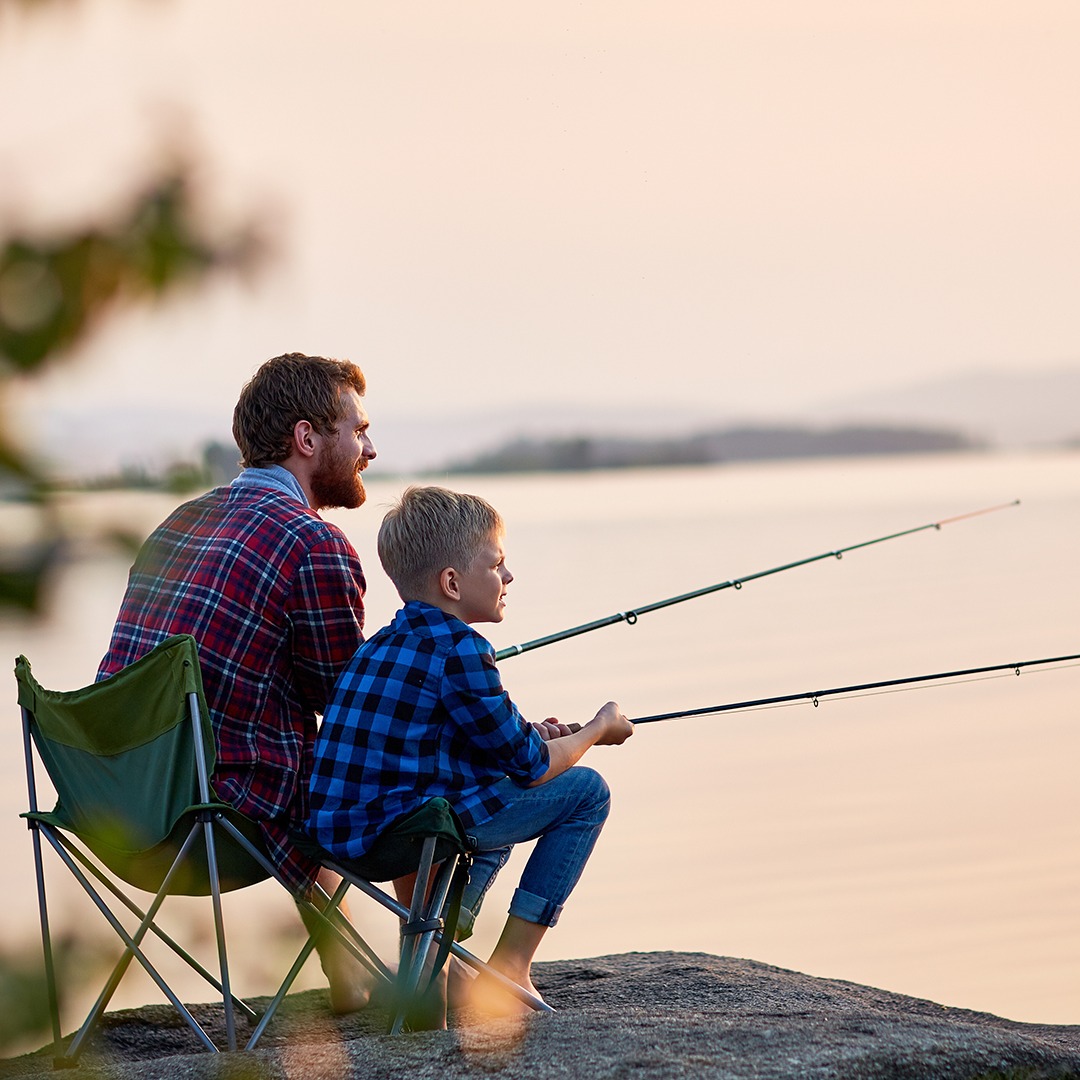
[814,365,1080,447]
[445,423,980,474]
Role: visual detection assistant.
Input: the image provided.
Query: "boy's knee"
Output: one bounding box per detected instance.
[572,766,611,821]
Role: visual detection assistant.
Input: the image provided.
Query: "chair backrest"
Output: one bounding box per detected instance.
[14,634,259,892]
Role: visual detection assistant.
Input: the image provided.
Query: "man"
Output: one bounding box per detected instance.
[98,352,377,1011]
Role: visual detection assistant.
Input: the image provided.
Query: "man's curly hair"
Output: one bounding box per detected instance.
[232,352,366,468]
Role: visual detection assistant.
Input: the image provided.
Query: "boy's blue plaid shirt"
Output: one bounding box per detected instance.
[308,601,550,860]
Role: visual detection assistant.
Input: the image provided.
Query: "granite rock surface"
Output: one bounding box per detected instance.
[2,952,1078,1080]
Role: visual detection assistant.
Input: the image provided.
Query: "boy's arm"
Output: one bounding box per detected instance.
[528,701,634,787]
[443,635,552,784]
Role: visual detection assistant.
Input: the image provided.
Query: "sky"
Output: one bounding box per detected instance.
[2,1,1079,473]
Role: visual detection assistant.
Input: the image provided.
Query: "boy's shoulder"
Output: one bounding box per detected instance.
[363,601,493,659]
[369,600,492,648]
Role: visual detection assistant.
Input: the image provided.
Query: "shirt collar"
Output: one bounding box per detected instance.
[230,464,310,507]
[399,600,468,636]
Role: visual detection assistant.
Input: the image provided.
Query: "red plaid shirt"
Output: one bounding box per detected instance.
[98,479,365,893]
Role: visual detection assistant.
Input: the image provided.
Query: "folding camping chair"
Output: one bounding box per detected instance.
[15,634,390,1062]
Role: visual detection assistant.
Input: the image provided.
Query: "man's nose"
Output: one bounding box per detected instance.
[363,436,377,459]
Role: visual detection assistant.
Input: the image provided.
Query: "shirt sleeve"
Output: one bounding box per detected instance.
[441,630,550,787]
[286,534,366,714]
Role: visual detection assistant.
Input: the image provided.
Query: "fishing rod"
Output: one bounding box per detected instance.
[495,500,1020,662]
[629,651,1080,725]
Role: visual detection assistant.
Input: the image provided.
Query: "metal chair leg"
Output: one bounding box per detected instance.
[389,842,458,1034]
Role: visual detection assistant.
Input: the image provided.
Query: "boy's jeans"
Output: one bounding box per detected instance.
[458,765,610,934]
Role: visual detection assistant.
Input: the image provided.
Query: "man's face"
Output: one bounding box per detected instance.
[310,389,377,510]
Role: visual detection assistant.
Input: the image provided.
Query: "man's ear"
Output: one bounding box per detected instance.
[438,566,460,602]
[291,420,317,460]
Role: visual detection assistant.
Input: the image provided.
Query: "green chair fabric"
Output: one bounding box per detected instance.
[17,635,265,894]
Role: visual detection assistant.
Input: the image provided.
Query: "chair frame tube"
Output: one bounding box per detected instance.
[22,706,63,1060]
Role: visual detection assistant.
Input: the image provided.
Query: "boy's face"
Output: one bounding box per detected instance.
[454,531,513,624]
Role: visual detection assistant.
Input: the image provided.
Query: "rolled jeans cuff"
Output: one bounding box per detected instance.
[509,887,563,928]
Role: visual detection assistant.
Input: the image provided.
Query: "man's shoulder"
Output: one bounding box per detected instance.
[161,485,356,555]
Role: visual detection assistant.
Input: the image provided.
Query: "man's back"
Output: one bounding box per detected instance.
[99,478,366,889]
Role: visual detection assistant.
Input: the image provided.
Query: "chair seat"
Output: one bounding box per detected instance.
[22,804,270,895]
[292,797,469,882]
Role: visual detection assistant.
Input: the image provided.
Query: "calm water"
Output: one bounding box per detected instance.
[3,450,1078,1025]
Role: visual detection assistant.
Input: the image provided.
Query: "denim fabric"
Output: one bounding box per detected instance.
[459,765,611,932]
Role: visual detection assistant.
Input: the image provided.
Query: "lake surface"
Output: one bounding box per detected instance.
[2,450,1078,1026]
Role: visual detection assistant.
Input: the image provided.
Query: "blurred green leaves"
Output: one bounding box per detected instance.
[0,164,263,612]
[0,935,110,1054]
[0,171,261,374]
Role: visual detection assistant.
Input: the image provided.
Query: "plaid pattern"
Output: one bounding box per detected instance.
[98,483,366,893]
[308,601,549,862]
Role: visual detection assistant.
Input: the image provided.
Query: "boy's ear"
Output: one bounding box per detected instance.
[438,566,460,602]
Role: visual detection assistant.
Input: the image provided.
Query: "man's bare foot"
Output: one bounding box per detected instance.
[328,974,375,1015]
[401,968,448,1031]
[325,947,379,1014]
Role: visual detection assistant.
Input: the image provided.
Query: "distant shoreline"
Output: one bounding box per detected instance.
[66,421,998,493]
[443,421,982,474]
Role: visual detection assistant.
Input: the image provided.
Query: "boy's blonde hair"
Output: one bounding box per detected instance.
[378,486,504,601]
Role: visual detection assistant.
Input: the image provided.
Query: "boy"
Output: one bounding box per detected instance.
[307,485,633,1015]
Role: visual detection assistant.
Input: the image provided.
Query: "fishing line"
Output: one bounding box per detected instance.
[495,499,1020,662]
[629,651,1080,725]
[680,664,1080,721]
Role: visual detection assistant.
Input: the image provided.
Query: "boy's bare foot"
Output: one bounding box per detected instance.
[457,963,546,1020]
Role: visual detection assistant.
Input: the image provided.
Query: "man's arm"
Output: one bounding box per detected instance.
[287,537,366,712]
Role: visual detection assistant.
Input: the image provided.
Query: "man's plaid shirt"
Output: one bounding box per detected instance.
[307,601,549,862]
[98,480,366,892]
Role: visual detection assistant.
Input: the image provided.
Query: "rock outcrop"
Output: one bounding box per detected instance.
[3,952,1078,1079]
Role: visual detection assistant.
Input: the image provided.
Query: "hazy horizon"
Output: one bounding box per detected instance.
[18,362,1080,479]
[3,1,1078,475]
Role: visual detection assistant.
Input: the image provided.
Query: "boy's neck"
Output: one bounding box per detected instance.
[412,593,477,625]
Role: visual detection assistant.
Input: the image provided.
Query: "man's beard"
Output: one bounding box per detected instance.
[311,444,367,510]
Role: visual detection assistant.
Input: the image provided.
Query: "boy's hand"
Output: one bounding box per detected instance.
[533,719,575,741]
[588,701,634,746]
